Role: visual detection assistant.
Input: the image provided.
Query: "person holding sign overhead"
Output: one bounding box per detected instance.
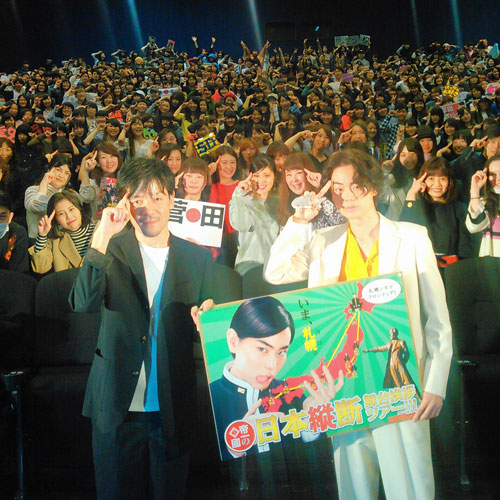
[265,148,452,500]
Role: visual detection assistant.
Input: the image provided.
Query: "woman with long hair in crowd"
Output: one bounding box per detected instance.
[78,142,123,218]
[277,152,345,230]
[208,146,240,267]
[229,154,280,275]
[24,154,75,239]
[266,141,290,173]
[337,120,381,162]
[378,137,425,219]
[0,138,22,210]
[466,154,500,256]
[238,138,259,178]
[120,117,152,159]
[153,142,182,175]
[173,96,201,140]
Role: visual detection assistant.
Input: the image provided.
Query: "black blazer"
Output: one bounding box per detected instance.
[69,227,220,447]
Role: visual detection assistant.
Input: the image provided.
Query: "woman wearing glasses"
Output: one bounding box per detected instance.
[24,155,77,239]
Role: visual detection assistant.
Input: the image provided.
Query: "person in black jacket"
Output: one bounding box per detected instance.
[69,157,221,499]
[0,190,29,273]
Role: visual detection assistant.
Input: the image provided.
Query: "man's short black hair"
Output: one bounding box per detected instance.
[117,157,174,197]
[485,125,500,141]
[230,296,295,342]
[0,190,13,211]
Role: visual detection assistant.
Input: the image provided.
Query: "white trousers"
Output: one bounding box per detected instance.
[333,420,434,500]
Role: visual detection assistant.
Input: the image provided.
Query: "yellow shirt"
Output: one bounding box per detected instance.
[339,226,379,282]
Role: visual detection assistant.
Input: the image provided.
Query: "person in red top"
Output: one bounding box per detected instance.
[208,146,239,267]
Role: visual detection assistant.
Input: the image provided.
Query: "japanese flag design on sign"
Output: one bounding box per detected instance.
[168,198,225,247]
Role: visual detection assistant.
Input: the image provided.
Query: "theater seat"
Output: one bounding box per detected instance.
[444,257,500,485]
[24,268,100,494]
[0,270,37,371]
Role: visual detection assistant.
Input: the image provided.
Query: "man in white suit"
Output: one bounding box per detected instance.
[265,148,452,500]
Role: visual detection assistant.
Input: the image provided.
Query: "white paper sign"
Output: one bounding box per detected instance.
[168,198,225,247]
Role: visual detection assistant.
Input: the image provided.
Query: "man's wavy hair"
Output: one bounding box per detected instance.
[324,148,385,198]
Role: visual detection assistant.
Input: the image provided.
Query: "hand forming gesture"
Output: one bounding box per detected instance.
[92,193,131,254]
[406,172,428,201]
[304,168,322,189]
[38,210,55,237]
[82,150,98,172]
[470,167,488,196]
[238,173,253,193]
[292,181,331,223]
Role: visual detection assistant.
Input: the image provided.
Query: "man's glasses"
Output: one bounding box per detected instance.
[332,183,368,199]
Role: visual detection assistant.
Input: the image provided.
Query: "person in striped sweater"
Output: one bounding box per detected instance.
[28,189,97,274]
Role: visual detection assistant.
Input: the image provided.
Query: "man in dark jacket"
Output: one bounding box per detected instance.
[70,157,219,499]
[0,190,28,273]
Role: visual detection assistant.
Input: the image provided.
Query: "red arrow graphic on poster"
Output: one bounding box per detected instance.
[261,282,376,413]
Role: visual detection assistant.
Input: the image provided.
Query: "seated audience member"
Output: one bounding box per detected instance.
[175,157,211,202]
[78,142,123,218]
[24,154,75,239]
[229,154,279,275]
[466,154,500,256]
[400,157,472,274]
[29,189,97,273]
[0,190,29,273]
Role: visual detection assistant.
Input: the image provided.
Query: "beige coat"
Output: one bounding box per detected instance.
[29,223,98,273]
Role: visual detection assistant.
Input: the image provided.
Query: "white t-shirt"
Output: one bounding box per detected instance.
[129,243,169,412]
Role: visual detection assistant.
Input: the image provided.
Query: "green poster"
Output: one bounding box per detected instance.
[199,273,422,461]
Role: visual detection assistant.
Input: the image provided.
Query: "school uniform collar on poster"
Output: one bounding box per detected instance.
[222,361,272,454]
[223,361,260,406]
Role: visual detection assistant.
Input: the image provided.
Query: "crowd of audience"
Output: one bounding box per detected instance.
[1,35,500,276]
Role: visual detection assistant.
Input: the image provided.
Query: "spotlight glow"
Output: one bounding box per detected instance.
[127,0,144,48]
[97,0,118,49]
[450,0,463,47]
[247,0,263,48]
[410,0,421,47]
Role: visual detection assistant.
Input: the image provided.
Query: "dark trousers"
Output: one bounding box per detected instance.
[92,411,189,500]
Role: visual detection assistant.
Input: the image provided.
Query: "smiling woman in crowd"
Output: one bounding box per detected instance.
[229,154,280,275]
[28,189,98,273]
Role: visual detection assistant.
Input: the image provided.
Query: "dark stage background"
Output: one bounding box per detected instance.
[1,0,500,71]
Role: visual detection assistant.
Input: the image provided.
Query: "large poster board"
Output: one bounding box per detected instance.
[199,273,422,460]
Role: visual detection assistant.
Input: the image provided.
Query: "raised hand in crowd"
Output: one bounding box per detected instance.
[91,192,131,254]
[292,181,331,223]
[304,168,322,188]
[471,135,488,151]
[238,173,253,194]
[38,210,55,237]
[406,172,428,201]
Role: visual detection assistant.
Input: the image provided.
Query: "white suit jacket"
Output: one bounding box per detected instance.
[265,214,453,399]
